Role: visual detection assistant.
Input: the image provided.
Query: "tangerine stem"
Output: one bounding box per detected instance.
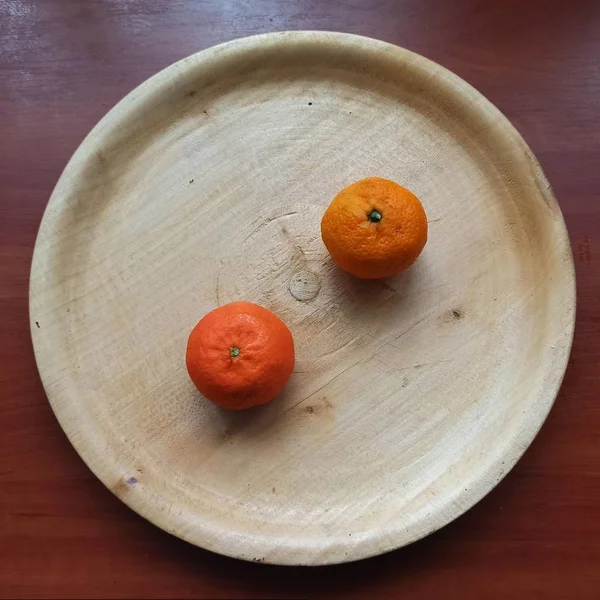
[230,346,240,357]
[368,209,382,223]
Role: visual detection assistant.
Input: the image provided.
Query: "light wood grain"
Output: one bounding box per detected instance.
[29,32,575,565]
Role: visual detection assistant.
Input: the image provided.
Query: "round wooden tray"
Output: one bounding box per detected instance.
[30,32,575,565]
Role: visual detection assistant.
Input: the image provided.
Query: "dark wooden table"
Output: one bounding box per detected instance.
[2,1,599,598]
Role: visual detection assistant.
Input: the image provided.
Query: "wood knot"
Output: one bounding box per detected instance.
[289,270,320,302]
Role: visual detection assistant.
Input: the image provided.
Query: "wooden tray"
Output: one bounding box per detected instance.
[30,32,575,565]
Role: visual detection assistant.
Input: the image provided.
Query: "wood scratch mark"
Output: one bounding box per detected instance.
[241,212,298,245]
[377,356,456,372]
[278,362,359,418]
[317,336,361,361]
[412,358,454,369]
[391,311,433,344]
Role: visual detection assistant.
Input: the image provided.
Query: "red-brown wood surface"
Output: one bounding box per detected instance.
[1,1,599,598]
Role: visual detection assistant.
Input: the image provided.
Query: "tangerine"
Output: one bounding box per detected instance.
[321,177,428,279]
[186,302,295,410]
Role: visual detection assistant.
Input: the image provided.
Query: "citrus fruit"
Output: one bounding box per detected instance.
[186,301,295,410]
[321,177,428,279]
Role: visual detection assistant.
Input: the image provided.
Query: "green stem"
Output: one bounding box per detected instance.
[368,209,382,223]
